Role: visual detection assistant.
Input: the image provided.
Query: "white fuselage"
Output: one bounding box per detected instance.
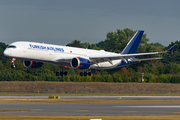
[4,41,124,69]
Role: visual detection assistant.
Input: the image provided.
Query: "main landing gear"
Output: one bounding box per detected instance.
[11,58,16,68]
[56,66,68,76]
[80,71,91,76]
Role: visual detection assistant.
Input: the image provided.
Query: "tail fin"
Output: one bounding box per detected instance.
[121,30,144,54]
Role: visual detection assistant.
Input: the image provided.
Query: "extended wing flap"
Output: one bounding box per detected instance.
[129,57,162,62]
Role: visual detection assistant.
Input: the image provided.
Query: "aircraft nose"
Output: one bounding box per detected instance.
[3,49,9,56]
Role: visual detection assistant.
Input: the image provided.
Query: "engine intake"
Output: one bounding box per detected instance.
[23,61,43,68]
[71,57,90,69]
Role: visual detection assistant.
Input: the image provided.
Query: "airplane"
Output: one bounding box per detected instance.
[3,30,176,76]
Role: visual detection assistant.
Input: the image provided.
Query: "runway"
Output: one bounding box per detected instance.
[1,103,180,115]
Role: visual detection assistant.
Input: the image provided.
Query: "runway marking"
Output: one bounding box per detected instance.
[114,106,180,108]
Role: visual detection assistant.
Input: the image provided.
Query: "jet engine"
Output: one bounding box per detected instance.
[70,57,90,69]
[23,61,43,68]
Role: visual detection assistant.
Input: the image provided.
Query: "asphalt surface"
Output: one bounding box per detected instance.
[1,103,180,115]
[1,96,180,115]
[1,96,180,99]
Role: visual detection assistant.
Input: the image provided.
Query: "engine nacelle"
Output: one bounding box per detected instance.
[23,61,43,68]
[70,57,90,69]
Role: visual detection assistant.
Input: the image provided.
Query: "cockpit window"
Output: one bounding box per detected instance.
[8,45,16,48]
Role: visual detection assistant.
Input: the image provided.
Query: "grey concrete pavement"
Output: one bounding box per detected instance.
[0,103,180,115]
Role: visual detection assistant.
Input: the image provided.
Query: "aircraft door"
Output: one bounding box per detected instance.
[22,44,27,53]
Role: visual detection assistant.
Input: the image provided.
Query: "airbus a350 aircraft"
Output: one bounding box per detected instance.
[3,30,176,76]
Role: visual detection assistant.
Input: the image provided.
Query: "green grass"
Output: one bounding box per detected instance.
[0,92,180,96]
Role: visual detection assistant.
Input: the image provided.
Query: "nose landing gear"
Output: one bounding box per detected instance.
[11,58,16,68]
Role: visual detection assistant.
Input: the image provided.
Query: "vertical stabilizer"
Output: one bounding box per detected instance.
[121,30,144,54]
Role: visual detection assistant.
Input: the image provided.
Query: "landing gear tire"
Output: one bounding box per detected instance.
[64,71,67,76]
[88,72,91,76]
[11,58,15,68]
[56,69,68,76]
[60,72,63,76]
[80,72,84,76]
[11,64,15,68]
[84,72,87,76]
[80,72,91,76]
[56,66,68,76]
[56,72,59,76]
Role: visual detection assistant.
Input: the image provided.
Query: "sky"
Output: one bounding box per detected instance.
[0,0,179,46]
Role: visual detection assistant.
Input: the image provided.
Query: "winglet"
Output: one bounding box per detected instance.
[167,44,176,52]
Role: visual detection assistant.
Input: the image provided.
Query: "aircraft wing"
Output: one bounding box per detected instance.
[89,44,176,63]
[55,44,176,65]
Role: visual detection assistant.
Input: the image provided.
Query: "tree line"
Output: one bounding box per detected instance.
[0,28,180,83]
